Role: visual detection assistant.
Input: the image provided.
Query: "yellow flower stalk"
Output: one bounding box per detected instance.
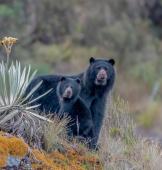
[0,36,18,66]
[1,37,18,46]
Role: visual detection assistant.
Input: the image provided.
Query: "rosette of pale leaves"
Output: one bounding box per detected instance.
[0,61,52,147]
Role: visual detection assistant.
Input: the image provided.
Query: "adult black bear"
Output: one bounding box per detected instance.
[57,76,95,148]
[25,57,115,145]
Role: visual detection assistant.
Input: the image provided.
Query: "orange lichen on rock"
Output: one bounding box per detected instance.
[0,143,9,167]
[7,137,28,157]
[0,132,28,168]
[0,131,102,169]
[31,148,102,170]
[49,150,84,170]
[31,149,83,170]
[32,149,56,169]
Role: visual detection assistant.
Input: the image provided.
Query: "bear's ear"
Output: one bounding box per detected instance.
[76,78,81,84]
[60,77,66,82]
[89,57,95,64]
[108,58,115,66]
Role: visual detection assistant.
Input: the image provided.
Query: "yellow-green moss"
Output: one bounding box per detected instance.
[0,143,8,167]
[7,137,28,157]
[31,146,102,170]
[0,132,102,169]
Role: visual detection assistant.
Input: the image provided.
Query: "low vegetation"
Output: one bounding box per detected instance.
[0,131,101,169]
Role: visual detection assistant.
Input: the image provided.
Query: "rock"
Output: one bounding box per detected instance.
[7,156,21,168]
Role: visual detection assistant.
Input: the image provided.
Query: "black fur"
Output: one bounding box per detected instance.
[57,77,95,148]
[79,57,115,143]
[25,57,115,145]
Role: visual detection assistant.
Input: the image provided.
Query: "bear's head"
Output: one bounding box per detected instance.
[57,77,81,102]
[87,57,115,87]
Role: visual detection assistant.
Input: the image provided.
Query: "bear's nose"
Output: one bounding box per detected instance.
[98,69,107,79]
[63,87,73,98]
[66,88,72,95]
[100,75,105,79]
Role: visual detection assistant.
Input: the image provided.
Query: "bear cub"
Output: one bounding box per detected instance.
[57,77,94,147]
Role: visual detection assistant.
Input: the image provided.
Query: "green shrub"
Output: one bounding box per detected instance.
[0,5,15,17]
[137,101,160,128]
[130,61,158,88]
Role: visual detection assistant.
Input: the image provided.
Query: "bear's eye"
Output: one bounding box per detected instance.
[96,66,101,70]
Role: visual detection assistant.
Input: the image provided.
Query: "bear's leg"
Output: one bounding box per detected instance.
[91,97,106,144]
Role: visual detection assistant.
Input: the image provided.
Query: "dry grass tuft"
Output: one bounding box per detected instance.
[99,96,162,170]
[42,114,70,152]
